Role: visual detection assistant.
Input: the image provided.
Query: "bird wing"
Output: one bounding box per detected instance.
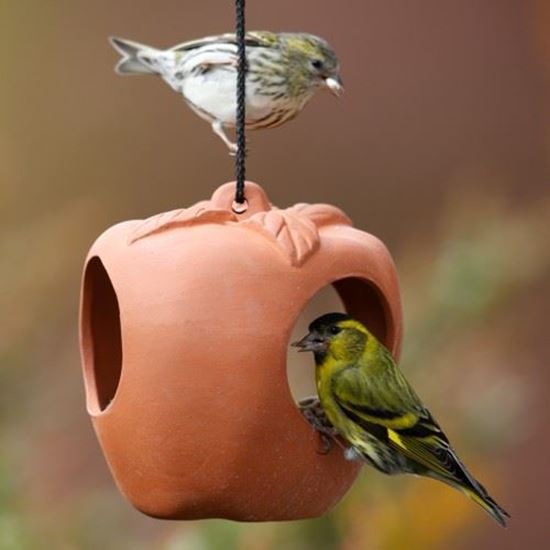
[332,349,432,431]
[331,344,510,526]
[169,32,278,79]
[331,352,480,486]
[170,31,278,53]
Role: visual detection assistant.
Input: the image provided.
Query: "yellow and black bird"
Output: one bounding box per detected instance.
[293,312,510,527]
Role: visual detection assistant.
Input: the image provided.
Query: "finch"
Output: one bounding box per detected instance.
[109,32,343,153]
[293,312,510,527]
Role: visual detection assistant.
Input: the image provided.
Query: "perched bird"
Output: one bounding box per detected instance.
[109,32,343,153]
[293,312,510,527]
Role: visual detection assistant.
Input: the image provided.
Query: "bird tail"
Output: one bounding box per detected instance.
[109,37,161,75]
[460,482,510,528]
[417,442,511,527]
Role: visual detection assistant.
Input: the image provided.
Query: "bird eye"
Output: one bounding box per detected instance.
[329,325,341,335]
[311,59,323,71]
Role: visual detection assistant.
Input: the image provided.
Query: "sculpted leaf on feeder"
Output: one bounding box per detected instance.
[243,205,352,267]
[128,188,353,267]
[289,202,353,228]
[238,207,344,267]
[128,201,235,244]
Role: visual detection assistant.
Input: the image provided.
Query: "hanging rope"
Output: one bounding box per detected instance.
[234,0,247,209]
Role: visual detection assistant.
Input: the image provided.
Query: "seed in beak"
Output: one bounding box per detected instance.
[325,77,344,97]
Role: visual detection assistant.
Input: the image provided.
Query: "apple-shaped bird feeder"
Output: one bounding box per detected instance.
[79,181,402,520]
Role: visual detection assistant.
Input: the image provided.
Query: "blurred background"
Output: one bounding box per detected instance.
[1,1,549,548]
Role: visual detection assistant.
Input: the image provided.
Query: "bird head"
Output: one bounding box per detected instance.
[282,34,343,97]
[292,313,369,363]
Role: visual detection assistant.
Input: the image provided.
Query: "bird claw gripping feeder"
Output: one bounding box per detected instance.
[79,1,402,522]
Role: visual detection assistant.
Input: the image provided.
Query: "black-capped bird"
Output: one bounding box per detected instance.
[109,32,343,153]
[293,312,510,527]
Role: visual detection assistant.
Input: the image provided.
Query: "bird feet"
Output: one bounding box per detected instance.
[299,396,340,455]
[228,137,250,157]
[211,121,248,156]
[228,142,249,157]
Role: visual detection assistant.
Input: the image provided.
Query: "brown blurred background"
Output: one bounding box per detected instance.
[1,1,549,549]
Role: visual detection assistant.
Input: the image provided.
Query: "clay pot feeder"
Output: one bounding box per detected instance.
[79,181,403,521]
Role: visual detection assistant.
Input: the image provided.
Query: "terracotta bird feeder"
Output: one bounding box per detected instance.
[79,181,403,521]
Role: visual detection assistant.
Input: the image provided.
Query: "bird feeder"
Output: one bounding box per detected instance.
[79,181,403,521]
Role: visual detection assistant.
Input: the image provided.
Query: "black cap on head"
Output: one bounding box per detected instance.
[308,312,351,332]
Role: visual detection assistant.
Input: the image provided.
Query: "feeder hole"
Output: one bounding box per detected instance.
[81,257,122,413]
[333,277,390,347]
[286,278,391,405]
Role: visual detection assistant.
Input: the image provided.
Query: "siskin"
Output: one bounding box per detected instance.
[109,32,343,153]
[293,312,510,527]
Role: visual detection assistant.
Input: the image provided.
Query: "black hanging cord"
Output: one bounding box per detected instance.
[234,0,247,207]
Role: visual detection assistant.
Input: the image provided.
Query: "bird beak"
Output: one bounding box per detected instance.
[325,76,344,97]
[291,333,327,353]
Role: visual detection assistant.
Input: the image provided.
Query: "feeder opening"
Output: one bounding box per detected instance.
[333,277,390,347]
[287,277,392,404]
[81,256,122,414]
